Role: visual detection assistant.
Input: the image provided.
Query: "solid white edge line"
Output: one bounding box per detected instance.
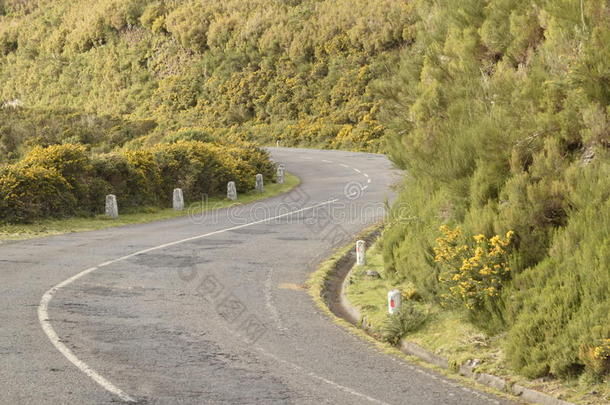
[38,199,338,403]
[38,267,137,403]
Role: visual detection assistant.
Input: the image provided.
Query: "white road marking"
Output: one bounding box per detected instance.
[339,164,349,168]
[264,267,288,333]
[321,160,333,163]
[39,268,136,403]
[254,346,390,405]
[367,178,371,184]
[363,173,369,178]
[362,185,369,190]
[179,292,391,405]
[38,199,338,403]
[353,168,361,173]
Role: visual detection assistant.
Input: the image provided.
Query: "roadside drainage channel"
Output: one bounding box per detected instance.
[321,227,576,405]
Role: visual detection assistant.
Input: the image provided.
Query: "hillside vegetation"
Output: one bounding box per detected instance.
[0,0,412,152]
[0,0,608,386]
[380,0,609,382]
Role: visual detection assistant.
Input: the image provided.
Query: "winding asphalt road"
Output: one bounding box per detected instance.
[0,148,513,404]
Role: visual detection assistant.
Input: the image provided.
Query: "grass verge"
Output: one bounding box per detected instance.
[0,173,299,241]
[345,240,609,405]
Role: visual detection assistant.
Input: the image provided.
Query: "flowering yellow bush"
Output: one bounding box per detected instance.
[21,144,91,184]
[580,339,610,376]
[0,165,76,222]
[434,225,514,310]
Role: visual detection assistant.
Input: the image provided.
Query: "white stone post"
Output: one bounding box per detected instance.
[356,240,366,266]
[255,174,264,192]
[388,289,402,315]
[173,188,184,211]
[277,164,285,184]
[105,194,118,218]
[227,181,237,201]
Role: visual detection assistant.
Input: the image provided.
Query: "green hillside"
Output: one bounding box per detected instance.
[0,0,411,153]
[379,0,609,382]
[1,0,608,388]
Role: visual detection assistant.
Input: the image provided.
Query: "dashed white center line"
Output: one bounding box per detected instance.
[322,159,333,163]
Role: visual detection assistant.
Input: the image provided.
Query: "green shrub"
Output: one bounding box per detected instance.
[163,128,215,144]
[506,161,610,378]
[92,152,160,209]
[165,2,212,53]
[382,302,429,345]
[0,28,18,55]
[153,141,233,200]
[0,165,76,222]
[20,144,91,184]
[19,144,97,211]
[140,2,166,33]
[0,108,157,163]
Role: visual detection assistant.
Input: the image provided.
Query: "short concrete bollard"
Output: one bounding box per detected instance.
[277,164,285,184]
[388,289,402,315]
[356,240,366,266]
[255,174,264,192]
[105,194,118,218]
[227,181,237,201]
[173,188,184,211]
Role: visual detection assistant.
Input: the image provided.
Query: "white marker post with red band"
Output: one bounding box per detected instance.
[388,289,401,315]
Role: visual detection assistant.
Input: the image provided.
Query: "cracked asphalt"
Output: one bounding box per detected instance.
[0,148,515,404]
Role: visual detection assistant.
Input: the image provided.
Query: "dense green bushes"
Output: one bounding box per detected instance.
[380,0,609,380]
[506,160,610,378]
[0,141,275,223]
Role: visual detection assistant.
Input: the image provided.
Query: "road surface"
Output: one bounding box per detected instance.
[0,148,513,404]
